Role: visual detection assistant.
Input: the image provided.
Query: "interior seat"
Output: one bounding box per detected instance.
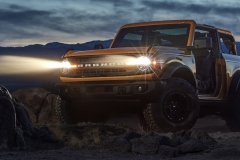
[193,33,214,92]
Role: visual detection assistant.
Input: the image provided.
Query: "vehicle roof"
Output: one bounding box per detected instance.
[196,24,232,34]
[120,20,196,28]
[216,28,233,36]
[120,20,233,35]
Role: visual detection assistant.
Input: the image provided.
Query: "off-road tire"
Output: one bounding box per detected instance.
[55,96,76,124]
[138,112,151,133]
[55,96,109,124]
[225,86,240,131]
[143,78,199,133]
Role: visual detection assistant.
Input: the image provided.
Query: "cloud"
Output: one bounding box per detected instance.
[0,8,68,41]
[139,0,240,37]
[141,1,212,14]
[0,3,138,46]
[0,9,51,25]
[0,2,142,38]
[8,4,28,10]
[90,0,133,7]
[141,0,240,16]
[0,0,239,46]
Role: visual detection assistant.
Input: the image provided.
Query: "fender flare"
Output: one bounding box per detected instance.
[160,62,196,89]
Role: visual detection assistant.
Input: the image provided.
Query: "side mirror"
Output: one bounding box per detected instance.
[194,37,212,49]
[94,44,104,50]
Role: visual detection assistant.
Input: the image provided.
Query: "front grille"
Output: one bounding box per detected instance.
[77,68,126,74]
[75,68,139,77]
[66,55,153,77]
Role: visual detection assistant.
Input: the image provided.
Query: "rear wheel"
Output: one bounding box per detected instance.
[225,86,240,131]
[143,78,199,133]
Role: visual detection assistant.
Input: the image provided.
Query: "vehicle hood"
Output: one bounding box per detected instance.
[64,46,188,57]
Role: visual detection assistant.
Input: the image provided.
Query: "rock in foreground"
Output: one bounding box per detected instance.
[12,88,60,125]
[0,86,57,150]
[0,86,219,158]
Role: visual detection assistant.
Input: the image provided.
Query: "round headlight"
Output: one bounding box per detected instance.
[136,56,151,65]
[61,61,71,69]
[60,60,71,74]
[136,56,151,71]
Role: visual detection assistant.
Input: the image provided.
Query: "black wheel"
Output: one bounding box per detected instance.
[55,96,76,124]
[143,78,199,133]
[225,87,240,131]
[55,96,109,124]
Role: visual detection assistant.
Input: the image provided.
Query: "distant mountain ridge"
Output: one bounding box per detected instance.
[0,39,113,59]
[24,40,113,49]
[0,40,239,60]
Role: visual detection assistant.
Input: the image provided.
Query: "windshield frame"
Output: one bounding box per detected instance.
[110,20,196,48]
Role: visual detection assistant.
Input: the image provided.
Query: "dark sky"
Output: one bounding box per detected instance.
[0,0,240,47]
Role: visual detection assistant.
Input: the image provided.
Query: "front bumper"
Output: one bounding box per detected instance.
[56,80,163,104]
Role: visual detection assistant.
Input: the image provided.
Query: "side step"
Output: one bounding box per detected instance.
[199,99,228,106]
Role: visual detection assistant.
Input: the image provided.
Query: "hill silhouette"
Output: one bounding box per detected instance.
[0,40,113,59]
[0,40,239,59]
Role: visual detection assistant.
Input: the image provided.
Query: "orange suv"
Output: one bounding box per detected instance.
[56,20,240,132]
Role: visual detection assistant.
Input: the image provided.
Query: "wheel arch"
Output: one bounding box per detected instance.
[160,62,196,90]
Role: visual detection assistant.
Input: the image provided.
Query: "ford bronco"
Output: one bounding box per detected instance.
[56,20,240,132]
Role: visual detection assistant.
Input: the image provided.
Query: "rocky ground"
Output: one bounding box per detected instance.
[1,87,240,160]
[1,116,240,160]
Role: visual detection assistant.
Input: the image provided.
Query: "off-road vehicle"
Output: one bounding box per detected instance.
[56,20,240,132]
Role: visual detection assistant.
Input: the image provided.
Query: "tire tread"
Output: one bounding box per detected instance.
[143,77,199,133]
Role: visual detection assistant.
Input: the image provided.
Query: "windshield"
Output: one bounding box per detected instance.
[111,24,190,48]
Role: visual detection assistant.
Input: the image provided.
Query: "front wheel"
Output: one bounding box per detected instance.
[55,96,109,124]
[143,78,199,133]
[55,96,76,124]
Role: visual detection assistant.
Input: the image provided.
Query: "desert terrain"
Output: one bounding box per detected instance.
[1,114,240,160]
[1,87,240,160]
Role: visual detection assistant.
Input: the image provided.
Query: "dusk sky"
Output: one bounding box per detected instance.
[0,0,240,47]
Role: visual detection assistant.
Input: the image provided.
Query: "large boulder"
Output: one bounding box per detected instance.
[0,86,56,149]
[0,86,26,149]
[14,99,35,135]
[12,88,60,125]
